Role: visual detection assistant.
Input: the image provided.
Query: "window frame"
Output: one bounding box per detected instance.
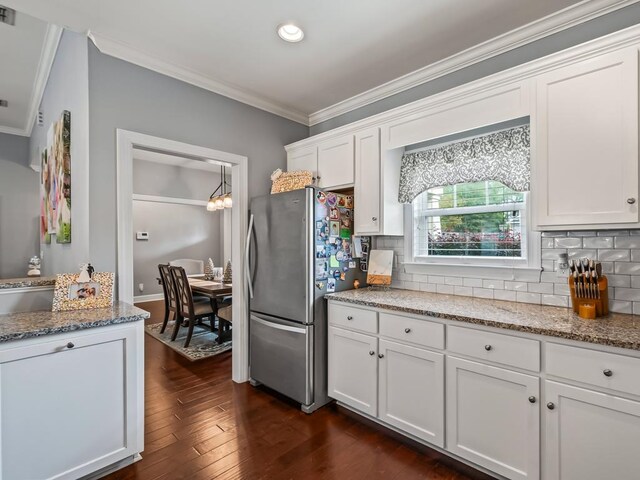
[403,187,541,280]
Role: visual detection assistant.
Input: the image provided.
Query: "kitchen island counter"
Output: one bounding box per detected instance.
[0,301,149,343]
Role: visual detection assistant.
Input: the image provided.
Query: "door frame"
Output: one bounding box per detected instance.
[116,129,249,382]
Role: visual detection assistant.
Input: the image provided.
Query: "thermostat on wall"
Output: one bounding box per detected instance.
[136,232,149,241]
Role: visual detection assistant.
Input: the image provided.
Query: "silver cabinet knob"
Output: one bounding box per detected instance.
[603,369,613,377]
[369,350,375,356]
[347,316,353,321]
[404,328,411,333]
[66,342,74,349]
[628,198,636,205]
[372,217,378,221]
[485,345,492,351]
[378,353,384,359]
[547,402,555,410]
[529,396,536,404]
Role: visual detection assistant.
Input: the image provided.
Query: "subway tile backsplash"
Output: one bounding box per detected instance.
[375,230,640,314]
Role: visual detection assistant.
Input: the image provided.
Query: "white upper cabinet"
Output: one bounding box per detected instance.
[287,145,318,179]
[317,135,355,188]
[354,128,381,234]
[353,128,404,236]
[533,48,639,228]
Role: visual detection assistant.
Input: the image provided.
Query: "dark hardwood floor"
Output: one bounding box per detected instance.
[105,300,492,480]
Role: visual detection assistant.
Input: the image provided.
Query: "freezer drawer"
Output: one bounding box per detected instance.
[250,313,312,405]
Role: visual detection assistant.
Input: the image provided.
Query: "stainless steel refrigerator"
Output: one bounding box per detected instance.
[247,187,366,413]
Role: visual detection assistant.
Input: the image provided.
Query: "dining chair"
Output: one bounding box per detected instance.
[169,266,215,347]
[158,264,179,334]
[169,259,204,276]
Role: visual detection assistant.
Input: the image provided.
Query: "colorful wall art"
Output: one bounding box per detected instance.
[40,110,71,244]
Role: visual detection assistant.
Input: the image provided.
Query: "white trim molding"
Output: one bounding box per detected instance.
[89,32,308,126]
[288,20,640,153]
[117,130,249,383]
[132,194,208,207]
[308,0,640,126]
[0,23,62,137]
[133,293,164,303]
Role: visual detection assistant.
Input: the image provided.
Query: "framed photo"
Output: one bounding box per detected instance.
[52,272,114,312]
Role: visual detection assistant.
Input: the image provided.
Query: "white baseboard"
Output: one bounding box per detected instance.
[133,293,164,303]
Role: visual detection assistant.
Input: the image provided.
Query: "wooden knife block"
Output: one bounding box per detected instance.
[569,276,608,317]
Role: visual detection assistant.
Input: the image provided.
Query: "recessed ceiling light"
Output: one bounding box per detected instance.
[277,23,304,43]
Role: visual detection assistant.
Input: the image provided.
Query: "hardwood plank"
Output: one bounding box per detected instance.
[103,301,492,480]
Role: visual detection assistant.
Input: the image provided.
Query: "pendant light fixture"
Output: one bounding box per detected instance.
[207,165,232,211]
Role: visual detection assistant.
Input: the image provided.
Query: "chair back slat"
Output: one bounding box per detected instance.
[159,264,179,310]
[170,266,195,318]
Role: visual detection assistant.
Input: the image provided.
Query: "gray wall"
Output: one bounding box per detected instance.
[0,132,38,278]
[133,202,222,297]
[29,29,90,276]
[132,159,225,296]
[311,2,640,134]
[87,43,309,276]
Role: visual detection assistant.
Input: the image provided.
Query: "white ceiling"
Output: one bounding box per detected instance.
[0,9,51,133]
[4,0,636,128]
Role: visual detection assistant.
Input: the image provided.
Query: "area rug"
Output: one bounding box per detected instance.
[145,321,232,361]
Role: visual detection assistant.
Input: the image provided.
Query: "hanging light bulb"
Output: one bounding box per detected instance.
[214,196,224,209]
[223,193,233,208]
[207,197,216,211]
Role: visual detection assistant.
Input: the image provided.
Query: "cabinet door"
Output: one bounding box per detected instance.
[288,145,318,178]
[545,380,640,480]
[0,326,140,480]
[446,356,540,480]
[354,128,381,234]
[534,49,639,227]
[317,135,354,188]
[328,326,377,416]
[378,339,444,446]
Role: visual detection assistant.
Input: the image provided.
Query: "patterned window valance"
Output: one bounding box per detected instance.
[398,125,530,203]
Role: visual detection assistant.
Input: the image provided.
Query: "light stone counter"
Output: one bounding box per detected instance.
[327,288,640,350]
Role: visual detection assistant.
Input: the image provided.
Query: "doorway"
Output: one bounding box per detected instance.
[116,130,249,382]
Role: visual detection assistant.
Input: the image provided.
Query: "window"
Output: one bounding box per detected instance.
[412,180,528,266]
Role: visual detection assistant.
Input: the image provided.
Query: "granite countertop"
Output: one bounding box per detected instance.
[0,276,56,290]
[326,288,640,351]
[0,301,150,343]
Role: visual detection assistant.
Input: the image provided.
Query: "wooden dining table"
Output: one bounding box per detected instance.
[187,276,232,343]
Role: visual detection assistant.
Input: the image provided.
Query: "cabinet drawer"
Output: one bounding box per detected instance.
[448,325,540,372]
[328,302,377,334]
[546,343,640,397]
[379,312,444,350]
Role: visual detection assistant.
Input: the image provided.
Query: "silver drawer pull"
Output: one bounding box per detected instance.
[627,198,636,205]
[66,342,74,349]
[369,350,375,356]
[404,328,411,333]
[378,353,384,359]
[347,316,353,321]
[484,345,492,351]
[603,369,613,377]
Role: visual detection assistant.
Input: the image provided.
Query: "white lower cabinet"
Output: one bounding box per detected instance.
[544,380,640,480]
[0,324,142,480]
[378,339,444,446]
[328,301,640,480]
[328,326,378,416]
[447,356,540,480]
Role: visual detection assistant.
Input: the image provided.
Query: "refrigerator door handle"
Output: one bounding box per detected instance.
[245,214,255,299]
[251,315,307,334]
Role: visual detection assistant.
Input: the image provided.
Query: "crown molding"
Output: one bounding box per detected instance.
[88,31,309,126]
[0,125,29,136]
[24,23,63,136]
[308,0,640,126]
[0,23,62,137]
[287,21,640,151]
